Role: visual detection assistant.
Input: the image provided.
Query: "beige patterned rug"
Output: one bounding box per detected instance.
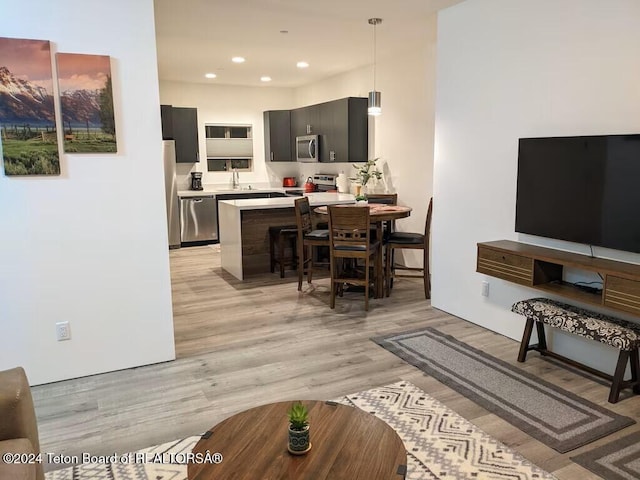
[45,380,555,479]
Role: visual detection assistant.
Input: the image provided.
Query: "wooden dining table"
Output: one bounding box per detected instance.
[314,203,412,298]
[314,203,412,223]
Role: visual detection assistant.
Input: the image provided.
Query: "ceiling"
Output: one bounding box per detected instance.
[154,0,464,88]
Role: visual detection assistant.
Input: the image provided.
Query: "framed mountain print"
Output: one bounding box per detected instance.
[0,37,60,175]
[56,53,117,153]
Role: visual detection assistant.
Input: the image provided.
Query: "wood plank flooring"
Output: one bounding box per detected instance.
[32,245,640,478]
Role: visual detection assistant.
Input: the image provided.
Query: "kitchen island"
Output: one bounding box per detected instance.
[219,193,355,280]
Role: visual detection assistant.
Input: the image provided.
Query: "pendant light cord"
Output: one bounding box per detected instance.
[373,22,377,91]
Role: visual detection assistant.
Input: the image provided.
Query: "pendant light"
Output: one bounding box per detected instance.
[367,17,382,116]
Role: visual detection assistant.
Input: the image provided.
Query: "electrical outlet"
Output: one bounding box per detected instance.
[481,281,490,297]
[56,321,71,341]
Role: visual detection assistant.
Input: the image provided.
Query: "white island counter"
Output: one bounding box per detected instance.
[219,193,355,280]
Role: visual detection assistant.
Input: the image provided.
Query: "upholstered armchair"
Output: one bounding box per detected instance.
[0,367,44,480]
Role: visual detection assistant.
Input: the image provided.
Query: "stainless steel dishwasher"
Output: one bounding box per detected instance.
[179,195,218,244]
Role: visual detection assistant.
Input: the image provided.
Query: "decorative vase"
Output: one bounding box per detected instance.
[366,178,383,194]
[355,184,368,203]
[288,425,311,455]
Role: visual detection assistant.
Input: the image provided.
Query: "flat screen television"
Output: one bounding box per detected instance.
[515,134,640,254]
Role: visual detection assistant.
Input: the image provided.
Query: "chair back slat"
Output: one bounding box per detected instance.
[295,197,313,235]
[328,207,370,245]
[366,193,398,205]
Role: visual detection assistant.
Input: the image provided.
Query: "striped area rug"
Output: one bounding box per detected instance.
[572,431,640,480]
[374,327,634,453]
[45,381,555,480]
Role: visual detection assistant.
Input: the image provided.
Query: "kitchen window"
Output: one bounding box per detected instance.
[205,124,253,172]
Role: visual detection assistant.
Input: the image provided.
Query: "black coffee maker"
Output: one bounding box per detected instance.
[190,172,203,191]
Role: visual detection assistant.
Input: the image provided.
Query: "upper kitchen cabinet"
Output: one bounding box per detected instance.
[263,110,292,161]
[172,106,200,163]
[160,104,174,140]
[291,104,321,138]
[318,97,368,162]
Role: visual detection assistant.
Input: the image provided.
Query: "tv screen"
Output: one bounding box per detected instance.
[515,134,640,254]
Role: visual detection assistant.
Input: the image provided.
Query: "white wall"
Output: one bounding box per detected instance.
[160,81,295,188]
[0,0,175,384]
[433,0,640,369]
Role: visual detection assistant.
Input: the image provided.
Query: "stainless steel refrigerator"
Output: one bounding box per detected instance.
[163,140,181,248]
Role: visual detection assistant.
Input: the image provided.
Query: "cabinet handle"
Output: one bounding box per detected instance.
[306,124,311,134]
[270,152,274,161]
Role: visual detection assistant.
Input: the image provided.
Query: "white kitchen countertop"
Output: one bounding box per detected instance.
[178,184,300,197]
[218,192,355,210]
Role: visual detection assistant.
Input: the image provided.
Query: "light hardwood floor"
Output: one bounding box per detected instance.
[33,245,640,478]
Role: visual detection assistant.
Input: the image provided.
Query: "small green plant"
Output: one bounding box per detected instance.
[287,402,309,431]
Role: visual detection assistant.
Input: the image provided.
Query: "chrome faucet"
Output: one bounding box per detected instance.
[231,168,240,189]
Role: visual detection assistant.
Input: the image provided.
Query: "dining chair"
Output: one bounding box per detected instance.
[328,205,382,311]
[385,197,432,299]
[365,193,398,236]
[269,225,298,278]
[365,193,398,294]
[294,197,330,291]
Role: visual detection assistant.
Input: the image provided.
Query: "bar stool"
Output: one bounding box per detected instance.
[269,225,298,278]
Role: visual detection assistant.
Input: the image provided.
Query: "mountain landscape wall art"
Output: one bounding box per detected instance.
[0,37,60,175]
[56,53,116,153]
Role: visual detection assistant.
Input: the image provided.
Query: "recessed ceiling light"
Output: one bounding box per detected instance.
[296,61,309,69]
[232,56,246,63]
[260,76,272,82]
[204,73,217,79]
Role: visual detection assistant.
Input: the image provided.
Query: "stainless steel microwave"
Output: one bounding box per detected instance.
[296,135,319,162]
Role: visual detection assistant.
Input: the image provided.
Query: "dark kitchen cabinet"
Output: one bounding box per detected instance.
[290,104,321,156]
[318,97,368,162]
[160,104,174,140]
[172,106,200,163]
[264,110,292,161]
[291,104,321,137]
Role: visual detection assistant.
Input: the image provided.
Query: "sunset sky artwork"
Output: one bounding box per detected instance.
[0,37,54,92]
[56,53,111,92]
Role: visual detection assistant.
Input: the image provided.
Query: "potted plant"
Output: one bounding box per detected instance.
[352,158,383,200]
[287,401,311,455]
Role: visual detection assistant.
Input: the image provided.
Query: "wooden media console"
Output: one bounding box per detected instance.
[477,240,640,316]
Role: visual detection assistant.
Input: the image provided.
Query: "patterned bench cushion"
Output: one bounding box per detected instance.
[512,297,640,351]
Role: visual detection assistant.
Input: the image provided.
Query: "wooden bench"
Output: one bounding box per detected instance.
[512,297,640,403]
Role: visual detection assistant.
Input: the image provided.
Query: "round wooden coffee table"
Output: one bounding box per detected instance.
[187,400,407,480]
